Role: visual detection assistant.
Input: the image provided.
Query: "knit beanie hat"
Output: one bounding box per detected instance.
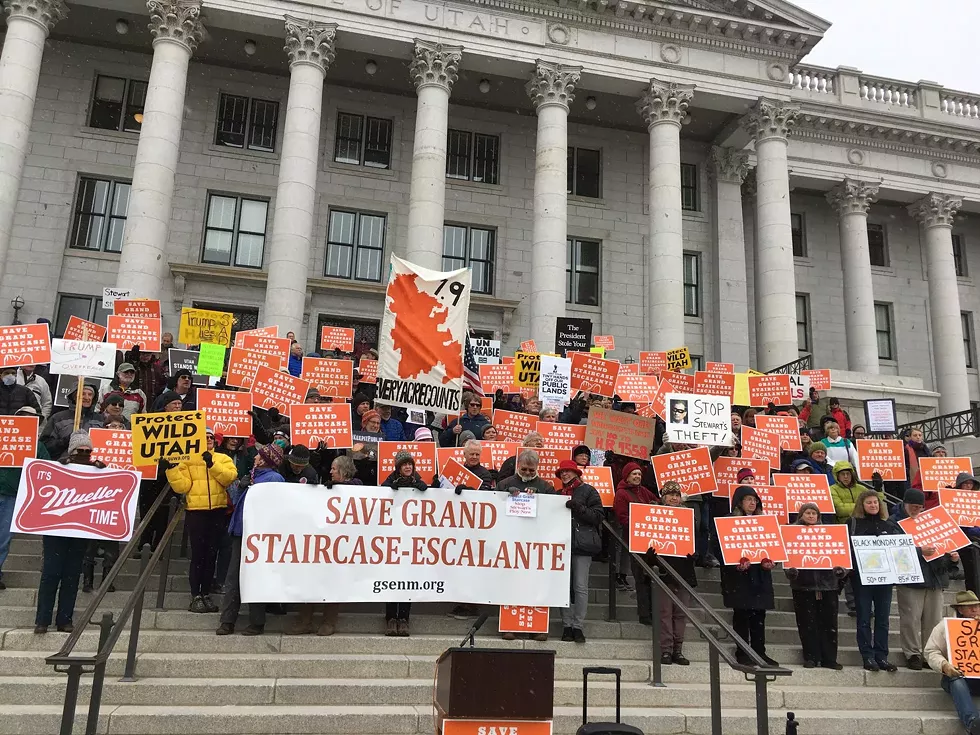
[414,427,433,441]
[257,442,284,468]
[736,468,755,483]
[158,391,183,409]
[458,430,476,445]
[67,430,93,455]
[622,461,643,479]
[903,488,926,506]
[661,481,682,496]
[394,451,415,471]
[361,409,380,426]
[807,441,827,456]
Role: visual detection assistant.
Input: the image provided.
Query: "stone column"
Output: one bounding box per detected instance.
[0,0,67,290]
[261,17,336,336]
[826,178,881,374]
[909,193,970,414]
[709,146,751,369]
[115,0,204,300]
[743,99,801,370]
[404,40,461,270]
[526,61,581,349]
[637,80,695,352]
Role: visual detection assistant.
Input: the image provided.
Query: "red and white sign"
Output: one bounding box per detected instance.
[0,415,38,467]
[780,524,852,570]
[650,377,676,421]
[492,410,538,442]
[939,490,980,527]
[197,389,252,437]
[520,339,537,353]
[536,447,570,482]
[238,334,290,369]
[226,348,282,390]
[63,316,106,342]
[498,606,549,634]
[302,358,354,399]
[0,323,51,367]
[569,352,620,398]
[320,326,356,353]
[234,326,279,347]
[706,362,735,374]
[755,415,803,452]
[694,371,735,400]
[377,442,438,485]
[736,484,788,524]
[13,459,140,541]
[747,374,793,406]
[920,457,974,491]
[714,515,787,565]
[440,457,482,490]
[660,370,695,394]
[801,369,832,392]
[713,457,770,499]
[741,426,782,468]
[106,316,161,352]
[538,422,586,451]
[582,466,615,507]
[250,365,311,412]
[480,364,518,394]
[113,299,161,319]
[289,403,353,450]
[628,503,695,556]
[856,439,907,482]
[89,428,156,481]
[358,358,378,384]
[639,351,667,376]
[485,442,520,471]
[772,473,835,514]
[593,335,615,351]
[613,374,660,403]
[651,447,717,496]
[898,506,971,561]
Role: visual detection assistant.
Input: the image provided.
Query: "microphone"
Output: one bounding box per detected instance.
[460,611,491,648]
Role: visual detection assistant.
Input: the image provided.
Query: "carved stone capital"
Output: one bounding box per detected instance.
[526,60,581,112]
[709,146,749,185]
[409,39,462,93]
[743,98,801,143]
[637,79,695,128]
[2,0,66,32]
[826,178,880,216]
[908,192,962,228]
[284,16,337,73]
[148,0,205,53]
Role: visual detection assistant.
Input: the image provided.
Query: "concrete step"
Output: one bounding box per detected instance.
[0,553,189,575]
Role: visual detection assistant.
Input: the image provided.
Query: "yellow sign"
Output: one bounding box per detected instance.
[178,308,234,347]
[132,410,207,465]
[590,346,606,358]
[747,368,766,376]
[734,373,751,406]
[665,347,691,371]
[514,351,541,387]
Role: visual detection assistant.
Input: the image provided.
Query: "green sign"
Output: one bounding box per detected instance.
[196,342,226,377]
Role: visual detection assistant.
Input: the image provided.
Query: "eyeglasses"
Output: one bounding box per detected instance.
[672,406,687,413]
[468,403,482,408]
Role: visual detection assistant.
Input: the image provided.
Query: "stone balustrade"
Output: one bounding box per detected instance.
[787,64,835,94]
[941,91,980,119]
[858,75,917,107]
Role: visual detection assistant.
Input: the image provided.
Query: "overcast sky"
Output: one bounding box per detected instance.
[791,0,979,93]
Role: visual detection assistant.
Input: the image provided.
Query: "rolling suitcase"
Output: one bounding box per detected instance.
[577,666,645,735]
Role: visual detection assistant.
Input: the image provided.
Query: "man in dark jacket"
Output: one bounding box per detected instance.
[281,445,319,484]
[41,384,103,460]
[0,367,40,416]
[461,439,493,491]
[556,459,603,644]
[440,393,490,447]
[496,450,555,496]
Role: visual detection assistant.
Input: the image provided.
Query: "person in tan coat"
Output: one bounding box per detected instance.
[924,591,980,735]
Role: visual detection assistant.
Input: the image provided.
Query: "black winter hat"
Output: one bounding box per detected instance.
[286,445,311,466]
[903,488,926,506]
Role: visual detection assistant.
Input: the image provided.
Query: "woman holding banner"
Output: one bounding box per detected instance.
[556,459,603,643]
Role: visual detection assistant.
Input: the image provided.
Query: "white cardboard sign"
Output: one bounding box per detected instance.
[665,393,733,447]
[49,340,117,378]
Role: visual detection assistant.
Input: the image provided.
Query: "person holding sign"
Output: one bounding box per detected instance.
[923,591,980,735]
[613,463,658,625]
[0,366,40,417]
[784,503,847,670]
[847,490,902,672]
[41,383,104,460]
[99,363,147,420]
[440,392,490,447]
[556,459,603,644]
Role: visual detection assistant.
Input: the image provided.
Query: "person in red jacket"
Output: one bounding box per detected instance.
[614,462,658,624]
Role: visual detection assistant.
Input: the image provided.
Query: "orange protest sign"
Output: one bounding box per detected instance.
[714,515,787,565]
[650,377,676,421]
[801,369,832,392]
[0,415,37,467]
[707,361,735,374]
[320,326,355,353]
[713,457,770,499]
[538,422,586,451]
[436,446,466,467]
[89,428,156,480]
[238,334,290,369]
[856,439,907,481]
[945,618,980,679]
[358,358,378,384]
[628,503,695,556]
[536,447,570,482]
[234,326,278,347]
[520,339,537,353]
[772,473,835,514]
[113,299,161,318]
[479,364,518,394]
[613,374,660,403]
[736,484,788,524]
[498,606,549,635]
[755,415,802,451]
[693,371,735,399]
[939,490,980,526]
[920,457,974,491]
[747,374,793,406]
[197,389,252,437]
[440,457,483,490]
[63,316,107,342]
[651,447,717,496]
[780,524,852,570]
[898,506,971,561]
[639,351,666,376]
[619,363,640,375]
[569,352,620,398]
[581,466,615,507]
[0,324,50,368]
[250,365,311,412]
[593,335,615,351]
[301,358,353,399]
[377,442,437,485]
[225,348,282,390]
[106,316,161,352]
[289,403,353,449]
[660,370,695,394]
[492,410,538,442]
[484,441,520,471]
[741,426,781,468]
[584,407,656,460]
[443,723,552,735]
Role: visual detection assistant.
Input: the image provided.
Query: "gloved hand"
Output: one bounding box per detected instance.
[202,451,213,468]
[737,557,751,572]
[159,459,175,472]
[455,484,469,495]
[785,567,799,578]
[833,566,848,577]
[942,662,964,678]
[761,558,775,571]
[872,471,883,491]
[268,407,281,422]
[93,460,107,470]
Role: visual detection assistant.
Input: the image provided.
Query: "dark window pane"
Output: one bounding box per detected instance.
[683,253,699,317]
[579,241,600,272]
[90,75,125,130]
[54,296,96,337]
[447,130,471,180]
[473,134,499,184]
[574,148,601,198]
[328,210,356,245]
[123,80,147,133]
[868,224,887,267]
[364,117,392,169]
[953,234,967,277]
[576,272,599,306]
[791,213,805,257]
[326,244,353,278]
[335,113,363,165]
[216,94,248,148]
[248,99,279,152]
[680,163,698,211]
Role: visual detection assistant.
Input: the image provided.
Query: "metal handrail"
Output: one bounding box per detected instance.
[602,519,791,735]
[764,355,812,375]
[896,407,980,444]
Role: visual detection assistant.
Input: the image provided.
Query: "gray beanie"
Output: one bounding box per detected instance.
[67,431,93,456]
[458,430,476,445]
[394,451,415,470]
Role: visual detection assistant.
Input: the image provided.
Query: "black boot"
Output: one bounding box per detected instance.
[82,573,94,594]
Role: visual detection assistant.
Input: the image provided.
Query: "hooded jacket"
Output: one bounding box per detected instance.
[16,369,51,419]
[829,461,879,523]
[41,386,104,460]
[228,466,284,536]
[784,512,842,592]
[560,475,604,556]
[613,462,658,528]
[166,452,238,511]
[888,504,952,590]
[0,380,40,417]
[719,486,775,611]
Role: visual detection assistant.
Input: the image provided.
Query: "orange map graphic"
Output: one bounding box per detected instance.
[388,273,462,383]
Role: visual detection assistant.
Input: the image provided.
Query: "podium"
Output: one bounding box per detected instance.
[434,647,555,732]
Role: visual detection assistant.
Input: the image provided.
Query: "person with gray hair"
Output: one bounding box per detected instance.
[461,439,492,492]
[497,432,545,482]
[497,450,555,496]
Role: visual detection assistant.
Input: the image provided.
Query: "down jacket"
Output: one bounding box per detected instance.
[166,452,238,511]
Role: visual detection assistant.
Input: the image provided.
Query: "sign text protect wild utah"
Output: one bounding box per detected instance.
[240,485,572,606]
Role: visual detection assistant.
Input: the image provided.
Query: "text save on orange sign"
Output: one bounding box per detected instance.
[897,506,970,561]
[651,446,717,496]
[714,515,787,565]
[856,439,907,482]
[442,721,552,735]
[628,503,695,556]
[498,606,549,634]
[289,403,353,450]
[779,524,852,570]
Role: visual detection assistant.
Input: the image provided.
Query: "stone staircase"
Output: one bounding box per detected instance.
[0,535,967,734]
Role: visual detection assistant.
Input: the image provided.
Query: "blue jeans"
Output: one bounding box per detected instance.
[0,495,16,579]
[942,676,980,731]
[852,579,892,662]
[35,536,87,627]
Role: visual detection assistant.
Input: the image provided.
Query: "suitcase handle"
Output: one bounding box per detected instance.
[582,666,622,724]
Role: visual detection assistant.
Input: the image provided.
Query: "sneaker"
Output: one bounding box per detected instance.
[203,595,219,614]
[215,623,234,636]
[385,619,398,637]
[188,596,208,614]
[877,659,897,672]
[735,649,753,666]
[616,577,629,592]
[906,654,923,671]
[241,625,264,636]
[671,651,690,666]
[573,628,586,644]
[969,718,980,735]
[57,624,73,633]
[561,627,575,642]
[501,632,517,641]
[820,662,843,671]
[660,652,673,665]
[863,659,880,672]
[33,625,47,635]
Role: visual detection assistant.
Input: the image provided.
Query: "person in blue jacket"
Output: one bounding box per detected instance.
[287,342,303,377]
[377,403,406,441]
[440,392,490,446]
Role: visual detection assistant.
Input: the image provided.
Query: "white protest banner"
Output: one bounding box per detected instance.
[789,374,810,402]
[538,355,571,404]
[852,534,924,585]
[472,338,501,365]
[664,393,732,446]
[376,255,470,414]
[240,484,571,606]
[865,398,898,434]
[49,339,117,379]
[102,287,132,309]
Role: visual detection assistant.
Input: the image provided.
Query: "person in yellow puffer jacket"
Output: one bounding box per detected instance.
[165,428,238,614]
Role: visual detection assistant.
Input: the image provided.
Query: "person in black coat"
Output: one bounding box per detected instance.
[721,485,778,666]
[280,445,320,484]
[380,452,427,637]
[0,367,40,416]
